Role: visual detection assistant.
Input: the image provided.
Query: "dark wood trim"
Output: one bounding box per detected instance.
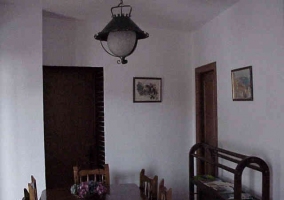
[93,69,105,168]
[43,66,105,170]
[195,62,218,176]
[195,62,218,145]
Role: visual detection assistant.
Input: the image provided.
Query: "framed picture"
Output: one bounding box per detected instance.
[231,66,253,101]
[133,77,162,103]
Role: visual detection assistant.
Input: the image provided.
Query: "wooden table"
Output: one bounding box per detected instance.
[40,184,147,200]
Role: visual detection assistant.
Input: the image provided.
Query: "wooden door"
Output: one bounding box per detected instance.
[43,66,100,189]
[195,62,218,176]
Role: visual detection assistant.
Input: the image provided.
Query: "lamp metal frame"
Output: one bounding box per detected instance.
[94,0,149,64]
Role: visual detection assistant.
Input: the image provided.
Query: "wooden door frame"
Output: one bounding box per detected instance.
[195,62,218,176]
[43,66,105,188]
[195,62,218,145]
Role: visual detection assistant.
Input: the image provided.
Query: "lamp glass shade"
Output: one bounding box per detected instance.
[107,31,137,57]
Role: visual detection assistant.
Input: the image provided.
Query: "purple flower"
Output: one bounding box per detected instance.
[71,181,107,198]
[95,182,107,195]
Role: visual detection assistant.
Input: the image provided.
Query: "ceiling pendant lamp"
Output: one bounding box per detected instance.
[94,0,149,64]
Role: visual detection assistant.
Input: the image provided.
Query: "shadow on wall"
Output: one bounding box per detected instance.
[112,171,138,184]
[111,166,157,185]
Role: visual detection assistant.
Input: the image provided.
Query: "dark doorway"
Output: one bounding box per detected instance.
[195,62,218,176]
[43,66,105,189]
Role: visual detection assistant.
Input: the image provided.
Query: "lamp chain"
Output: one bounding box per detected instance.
[118,0,124,15]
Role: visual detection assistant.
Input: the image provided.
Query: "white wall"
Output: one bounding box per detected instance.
[43,15,193,199]
[3,0,282,199]
[0,1,45,200]
[190,0,284,199]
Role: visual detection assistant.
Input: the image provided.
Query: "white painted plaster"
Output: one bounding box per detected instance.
[190,0,284,198]
[0,1,45,200]
[6,0,280,199]
[42,0,240,32]
[43,15,193,199]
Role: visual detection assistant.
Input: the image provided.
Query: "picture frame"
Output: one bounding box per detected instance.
[133,77,162,103]
[231,66,253,101]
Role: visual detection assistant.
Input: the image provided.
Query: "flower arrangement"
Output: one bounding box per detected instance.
[70,181,107,198]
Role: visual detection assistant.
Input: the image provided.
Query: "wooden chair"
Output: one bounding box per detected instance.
[73,164,110,186]
[139,169,158,200]
[22,188,29,200]
[28,175,38,200]
[158,179,172,200]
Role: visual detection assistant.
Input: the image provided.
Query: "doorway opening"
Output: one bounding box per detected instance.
[195,62,218,176]
[43,66,105,189]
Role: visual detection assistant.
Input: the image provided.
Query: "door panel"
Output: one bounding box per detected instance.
[43,67,98,189]
[195,62,218,176]
[202,71,217,147]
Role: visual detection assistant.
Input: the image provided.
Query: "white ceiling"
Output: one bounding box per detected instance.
[42,0,240,32]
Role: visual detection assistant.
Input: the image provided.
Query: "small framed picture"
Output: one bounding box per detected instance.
[133,77,162,103]
[231,66,253,101]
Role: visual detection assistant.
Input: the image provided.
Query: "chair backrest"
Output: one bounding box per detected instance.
[73,164,110,186]
[158,179,172,200]
[28,175,38,200]
[139,169,158,200]
[22,188,29,200]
